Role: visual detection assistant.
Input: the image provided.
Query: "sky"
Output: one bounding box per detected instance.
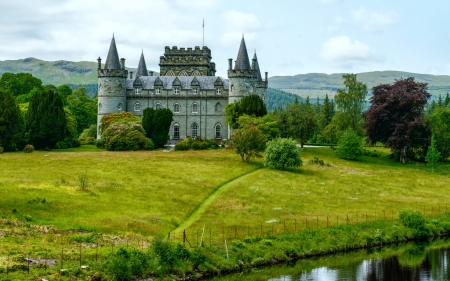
[0,0,449,78]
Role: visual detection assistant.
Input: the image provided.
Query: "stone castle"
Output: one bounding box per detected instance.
[97,35,268,142]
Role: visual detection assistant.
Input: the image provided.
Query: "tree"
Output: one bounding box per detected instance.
[231,124,267,162]
[363,77,431,163]
[427,106,450,161]
[226,94,267,129]
[328,74,367,136]
[0,90,24,151]
[67,87,97,134]
[287,98,317,147]
[237,114,279,141]
[425,135,441,172]
[335,128,363,160]
[265,138,302,170]
[142,108,173,149]
[0,72,43,97]
[26,89,67,149]
[103,122,154,151]
[318,94,333,130]
[444,93,450,107]
[57,84,73,106]
[64,108,78,140]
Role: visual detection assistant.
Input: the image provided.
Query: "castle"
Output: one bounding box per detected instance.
[97,35,268,142]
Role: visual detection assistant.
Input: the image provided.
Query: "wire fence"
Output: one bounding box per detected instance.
[168,205,450,248]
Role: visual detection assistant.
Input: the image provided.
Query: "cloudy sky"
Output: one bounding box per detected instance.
[0,0,448,77]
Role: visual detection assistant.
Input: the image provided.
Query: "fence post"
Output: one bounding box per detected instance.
[167,232,170,240]
[79,243,82,267]
[45,249,48,271]
[316,217,318,228]
[327,216,329,228]
[183,230,186,245]
[27,253,29,275]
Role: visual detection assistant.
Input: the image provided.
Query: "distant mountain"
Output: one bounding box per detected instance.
[269,71,450,99]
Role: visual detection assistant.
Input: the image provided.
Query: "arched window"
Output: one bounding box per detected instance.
[215,102,222,112]
[165,70,175,76]
[215,123,222,139]
[192,103,198,113]
[156,102,161,109]
[98,103,102,113]
[173,124,180,140]
[178,70,188,76]
[192,70,201,76]
[134,102,141,111]
[173,103,180,113]
[117,103,123,111]
[191,123,198,139]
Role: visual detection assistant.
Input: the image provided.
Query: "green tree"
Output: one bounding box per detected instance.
[319,94,333,130]
[142,108,173,148]
[0,72,43,97]
[67,87,97,134]
[265,138,302,170]
[57,84,73,106]
[427,106,450,161]
[437,94,443,107]
[425,135,441,172]
[100,112,140,134]
[103,122,153,151]
[231,124,267,162]
[287,98,317,147]
[64,108,78,140]
[327,74,367,137]
[237,114,280,141]
[444,93,450,107]
[26,89,66,149]
[226,94,267,129]
[335,128,363,160]
[0,90,24,151]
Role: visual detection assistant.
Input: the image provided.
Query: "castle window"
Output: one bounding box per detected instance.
[134,102,141,111]
[166,70,175,76]
[173,124,180,140]
[117,103,123,111]
[174,88,179,95]
[191,123,198,139]
[156,88,161,95]
[178,70,188,76]
[192,70,201,76]
[215,123,222,139]
[174,103,180,113]
[156,102,161,109]
[135,88,140,95]
[215,102,222,112]
[192,103,198,113]
[192,88,198,95]
[216,88,221,95]
[98,103,102,113]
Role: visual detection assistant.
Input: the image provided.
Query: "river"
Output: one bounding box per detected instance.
[207,239,450,281]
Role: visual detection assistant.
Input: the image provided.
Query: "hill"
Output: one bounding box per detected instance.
[269,71,450,99]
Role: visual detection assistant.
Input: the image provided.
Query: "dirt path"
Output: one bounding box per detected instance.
[172,166,265,233]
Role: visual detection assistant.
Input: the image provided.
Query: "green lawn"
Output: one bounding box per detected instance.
[0,145,449,240]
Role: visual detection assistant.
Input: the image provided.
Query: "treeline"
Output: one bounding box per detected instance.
[266,88,301,110]
[0,72,97,152]
[67,83,98,97]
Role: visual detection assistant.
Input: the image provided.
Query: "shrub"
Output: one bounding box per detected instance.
[83,137,96,145]
[309,156,325,166]
[0,146,3,154]
[102,122,154,151]
[399,209,425,230]
[96,139,104,149]
[23,144,34,153]
[335,129,363,160]
[265,138,302,170]
[56,141,67,149]
[174,138,219,151]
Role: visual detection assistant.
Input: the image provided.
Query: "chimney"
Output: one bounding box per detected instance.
[120,58,125,70]
[149,71,154,76]
[252,58,256,70]
[97,57,101,70]
[130,71,133,79]
[265,72,268,82]
[228,58,232,71]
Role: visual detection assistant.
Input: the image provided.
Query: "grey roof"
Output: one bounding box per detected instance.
[104,36,121,70]
[253,52,262,82]
[127,76,229,90]
[136,52,149,78]
[235,37,251,71]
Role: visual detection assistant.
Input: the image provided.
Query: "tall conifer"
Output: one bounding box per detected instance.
[0,90,24,151]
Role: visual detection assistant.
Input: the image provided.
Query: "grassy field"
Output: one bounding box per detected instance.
[0,145,449,240]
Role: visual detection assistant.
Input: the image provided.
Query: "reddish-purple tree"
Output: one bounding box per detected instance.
[363,77,431,163]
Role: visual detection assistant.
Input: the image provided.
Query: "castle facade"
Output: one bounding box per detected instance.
[97,36,268,143]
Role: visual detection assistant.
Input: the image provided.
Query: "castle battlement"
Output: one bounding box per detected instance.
[227,69,257,79]
[98,69,128,78]
[163,46,212,57]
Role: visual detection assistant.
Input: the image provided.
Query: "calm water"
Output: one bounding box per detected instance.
[207,240,450,281]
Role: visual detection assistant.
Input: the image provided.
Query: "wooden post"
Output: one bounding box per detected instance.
[183,230,186,245]
[327,216,329,228]
[79,243,82,267]
[126,239,129,249]
[316,217,318,228]
[167,232,170,240]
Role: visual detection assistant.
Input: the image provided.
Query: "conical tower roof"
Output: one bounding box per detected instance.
[136,51,149,78]
[104,35,121,70]
[234,37,251,71]
[253,52,262,82]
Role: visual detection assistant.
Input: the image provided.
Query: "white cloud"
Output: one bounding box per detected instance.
[223,10,260,31]
[320,36,382,68]
[351,7,400,32]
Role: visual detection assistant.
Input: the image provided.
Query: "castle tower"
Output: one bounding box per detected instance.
[136,51,149,78]
[253,52,268,102]
[97,35,128,138]
[227,36,267,104]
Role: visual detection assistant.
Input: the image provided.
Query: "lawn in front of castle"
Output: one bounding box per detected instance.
[1,145,449,241]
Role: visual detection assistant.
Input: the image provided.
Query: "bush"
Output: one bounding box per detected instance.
[265,138,302,170]
[83,136,96,145]
[399,209,425,230]
[335,129,363,160]
[174,138,219,151]
[102,122,154,151]
[23,144,34,153]
[96,139,104,149]
[56,141,68,149]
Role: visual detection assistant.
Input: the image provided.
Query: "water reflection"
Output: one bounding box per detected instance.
[209,240,450,281]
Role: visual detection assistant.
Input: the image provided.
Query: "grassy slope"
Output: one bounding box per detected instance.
[1,146,449,240]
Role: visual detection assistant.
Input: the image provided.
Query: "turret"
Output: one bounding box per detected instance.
[97,35,128,139]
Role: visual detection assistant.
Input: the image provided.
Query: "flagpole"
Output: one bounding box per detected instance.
[202,18,204,47]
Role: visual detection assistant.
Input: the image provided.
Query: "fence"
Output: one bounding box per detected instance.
[168,205,450,248]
